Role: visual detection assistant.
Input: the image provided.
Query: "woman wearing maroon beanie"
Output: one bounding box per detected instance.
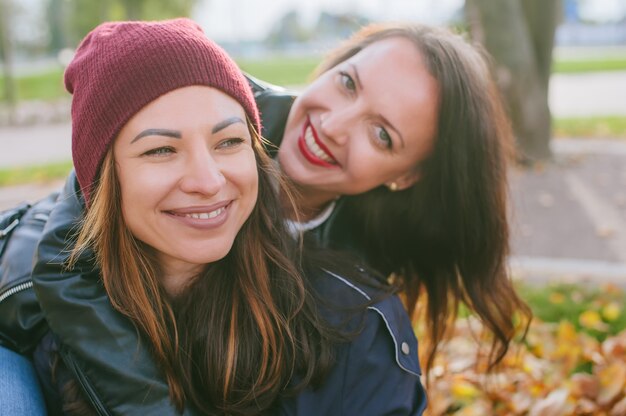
[0,19,425,415]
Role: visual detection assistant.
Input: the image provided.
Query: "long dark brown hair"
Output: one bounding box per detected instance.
[70,122,338,414]
[313,23,531,373]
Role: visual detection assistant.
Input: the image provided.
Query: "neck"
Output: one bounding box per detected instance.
[282,183,339,223]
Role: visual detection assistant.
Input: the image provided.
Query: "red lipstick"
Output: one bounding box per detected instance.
[297,116,340,168]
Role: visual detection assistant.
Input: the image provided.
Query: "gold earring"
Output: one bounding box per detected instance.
[387,182,398,192]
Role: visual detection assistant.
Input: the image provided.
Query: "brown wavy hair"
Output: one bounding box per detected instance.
[313,23,531,373]
[70,122,337,414]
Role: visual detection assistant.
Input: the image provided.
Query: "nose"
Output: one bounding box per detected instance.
[319,107,354,146]
[179,148,225,196]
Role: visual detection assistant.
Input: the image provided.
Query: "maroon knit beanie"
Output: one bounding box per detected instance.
[65,18,260,205]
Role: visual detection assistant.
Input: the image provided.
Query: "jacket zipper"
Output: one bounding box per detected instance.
[62,348,111,416]
[0,280,33,304]
[0,212,51,305]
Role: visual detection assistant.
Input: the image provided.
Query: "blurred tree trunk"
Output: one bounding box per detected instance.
[47,0,69,53]
[465,0,561,162]
[0,0,17,124]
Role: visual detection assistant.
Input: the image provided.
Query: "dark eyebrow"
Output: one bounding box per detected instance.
[212,116,245,134]
[349,63,405,148]
[131,129,181,143]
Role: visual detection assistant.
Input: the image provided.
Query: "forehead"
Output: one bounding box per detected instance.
[346,37,439,151]
[126,86,245,128]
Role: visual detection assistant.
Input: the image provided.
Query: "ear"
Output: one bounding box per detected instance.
[385,170,421,191]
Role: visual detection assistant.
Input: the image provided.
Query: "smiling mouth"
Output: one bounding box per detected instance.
[298,118,339,168]
[165,202,232,228]
[176,208,225,219]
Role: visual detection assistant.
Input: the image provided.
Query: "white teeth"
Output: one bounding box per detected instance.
[305,126,334,163]
[184,207,225,219]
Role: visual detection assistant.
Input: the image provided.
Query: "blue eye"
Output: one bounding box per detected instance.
[340,72,356,92]
[143,146,174,156]
[376,127,392,149]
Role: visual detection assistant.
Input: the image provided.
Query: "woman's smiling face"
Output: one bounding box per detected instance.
[113,86,258,291]
[278,37,439,203]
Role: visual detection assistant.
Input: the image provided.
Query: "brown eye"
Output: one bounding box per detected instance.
[143,146,175,156]
[216,138,245,149]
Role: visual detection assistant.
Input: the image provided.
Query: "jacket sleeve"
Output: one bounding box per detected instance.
[0,196,56,354]
[31,172,196,416]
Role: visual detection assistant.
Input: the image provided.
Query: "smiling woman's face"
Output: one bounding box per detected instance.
[279,36,439,205]
[113,86,258,291]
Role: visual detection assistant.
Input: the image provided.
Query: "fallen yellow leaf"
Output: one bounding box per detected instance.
[451,379,481,402]
[603,302,622,322]
[580,310,609,332]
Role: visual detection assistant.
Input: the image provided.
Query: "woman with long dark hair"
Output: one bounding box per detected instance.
[254,24,532,370]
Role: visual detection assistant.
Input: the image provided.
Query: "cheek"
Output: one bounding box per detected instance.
[342,149,401,188]
[118,167,158,206]
[117,169,148,236]
[224,152,259,203]
[241,165,258,203]
[117,164,171,231]
[288,76,332,120]
[283,99,305,142]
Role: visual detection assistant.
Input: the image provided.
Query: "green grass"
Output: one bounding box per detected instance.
[518,282,626,340]
[554,57,626,74]
[0,161,72,187]
[554,116,626,138]
[1,68,67,102]
[236,55,321,86]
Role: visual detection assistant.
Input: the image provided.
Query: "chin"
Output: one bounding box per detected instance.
[189,244,233,265]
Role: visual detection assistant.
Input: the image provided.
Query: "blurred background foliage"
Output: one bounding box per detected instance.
[47,0,198,50]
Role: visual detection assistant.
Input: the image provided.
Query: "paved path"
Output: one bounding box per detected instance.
[0,122,71,168]
[509,139,626,283]
[549,70,626,117]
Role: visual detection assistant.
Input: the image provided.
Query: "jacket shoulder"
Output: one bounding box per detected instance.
[245,73,287,95]
[278,269,427,415]
[245,73,295,152]
[317,269,422,377]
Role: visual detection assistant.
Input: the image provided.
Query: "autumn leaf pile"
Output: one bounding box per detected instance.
[423,283,626,416]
